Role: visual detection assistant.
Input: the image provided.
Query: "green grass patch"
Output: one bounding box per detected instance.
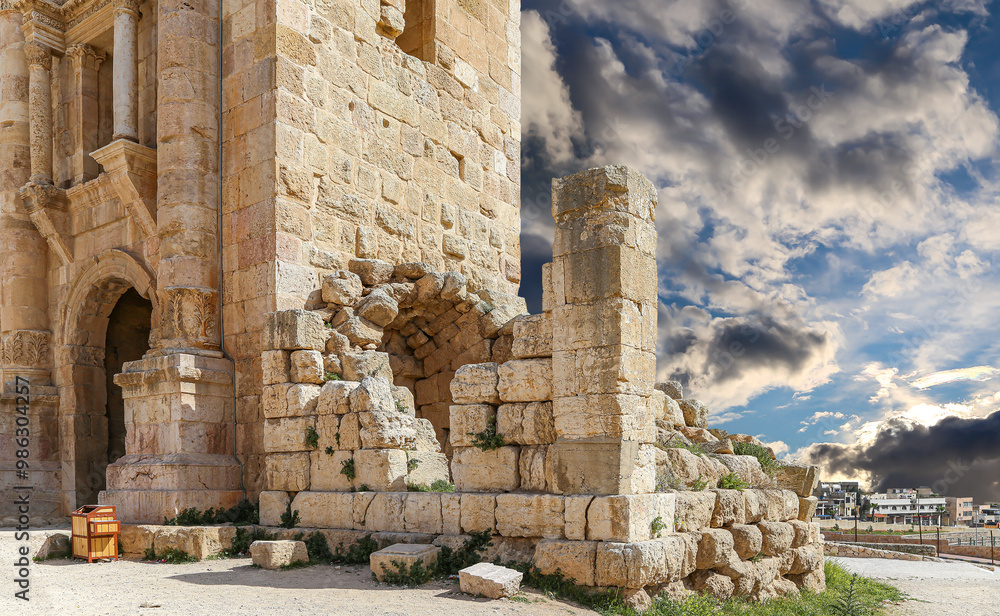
[163,499,259,526]
[733,441,784,477]
[144,547,197,564]
[718,472,750,491]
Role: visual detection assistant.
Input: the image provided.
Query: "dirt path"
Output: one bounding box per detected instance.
[0,531,599,616]
[833,556,1000,616]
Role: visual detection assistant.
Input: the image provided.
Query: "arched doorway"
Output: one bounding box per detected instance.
[103,288,152,466]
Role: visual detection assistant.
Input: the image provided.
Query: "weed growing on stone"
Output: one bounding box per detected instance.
[469,416,505,451]
[325,446,335,455]
[407,483,431,492]
[718,473,749,491]
[692,475,708,491]
[733,442,783,477]
[437,529,493,574]
[340,457,357,481]
[396,399,409,413]
[430,479,455,492]
[163,499,259,526]
[305,425,320,449]
[407,457,420,472]
[651,516,666,538]
[380,559,434,587]
[144,547,197,564]
[325,372,342,381]
[301,533,379,565]
[280,502,300,529]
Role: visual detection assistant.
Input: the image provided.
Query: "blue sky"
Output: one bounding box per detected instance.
[516,0,1000,500]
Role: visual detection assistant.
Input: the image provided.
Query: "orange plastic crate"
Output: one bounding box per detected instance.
[71,505,120,562]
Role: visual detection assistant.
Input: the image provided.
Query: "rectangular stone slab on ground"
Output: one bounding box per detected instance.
[370,543,441,581]
[250,540,308,570]
[459,562,524,599]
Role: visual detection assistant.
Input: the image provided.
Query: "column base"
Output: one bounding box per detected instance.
[99,488,244,524]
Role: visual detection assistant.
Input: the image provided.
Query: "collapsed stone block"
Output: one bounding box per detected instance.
[350,258,394,286]
[459,563,524,599]
[250,540,308,570]
[323,271,363,306]
[451,446,520,492]
[356,288,399,327]
[655,380,683,401]
[495,494,564,538]
[678,399,709,429]
[497,358,552,402]
[291,350,325,384]
[775,463,820,498]
[370,543,440,582]
[450,362,501,404]
[264,310,327,351]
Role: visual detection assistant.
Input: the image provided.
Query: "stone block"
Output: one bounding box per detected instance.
[310,449,355,491]
[497,359,552,402]
[789,519,810,547]
[758,521,795,556]
[451,446,520,492]
[287,383,322,416]
[550,440,649,495]
[533,539,597,586]
[564,495,594,540]
[497,402,555,445]
[449,404,495,448]
[266,453,310,491]
[678,399,709,429]
[291,350,325,384]
[250,540,308,570]
[120,525,155,558]
[459,563,523,599]
[291,491,356,529]
[573,345,655,396]
[552,394,653,441]
[262,383,291,419]
[450,362,501,404]
[586,493,675,542]
[726,523,763,560]
[518,445,553,492]
[356,289,399,327]
[264,310,327,351]
[262,350,291,385]
[404,493,443,534]
[673,490,717,532]
[349,259,394,286]
[259,491,291,527]
[655,380,683,400]
[441,494,462,535]
[495,494,564,538]
[711,489,746,527]
[595,535,696,588]
[317,380,360,415]
[264,416,316,453]
[662,396,685,427]
[355,449,408,491]
[692,570,734,601]
[338,413,362,450]
[511,313,552,359]
[696,528,736,569]
[323,271,363,306]
[365,493,406,532]
[341,350,392,381]
[460,494,496,533]
[359,411,416,448]
[798,496,819,522]
[370,543,440,582]
[743,489,767,523]
[350,376,395,413]
[405,451,450,488]
[775,464,820,498]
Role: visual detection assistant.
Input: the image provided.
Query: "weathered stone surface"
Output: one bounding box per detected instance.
[449,404,495,448]
[711,489,747,527]
[370,543,440,582]
[511,313,552,359]
[564,495,594,541]
[323,271,364,306]
[692,570,735,600]
[775,463,820,498]
[341,350,392,381]
[450,362,501,404]
[798,496,819,522]
[714,454,771,487]
[291,491,356,529]
[356,289,399,327]
[518,445,553,492]
[250,540,308,569]
[697,528,736,569]
[495,494,564,538]
[678,426,718,444]
[317,380,359,415]
[350,376,396,413]
[291,350,325,384]
[359,411,416,449]
[266,452,310,491]
[405,451,450,488]
[259,491,291,527]
[497,402,555,444]
[497,359,552,402]
[678,399,709,428]
[788,519,811,547]
[533,539,597,586]
[310,449,355,491]
[460,494,496,533]
[662,395,685,426]
[656,380,683,400]
[404,493,443,534]
[595,535,696,588]
[451,447,520,492]
[459,562,523,599]
[262,350,291,385]
[363,493,407,532]
[726,523,763,560]
[349,259,394,286]
[673,490,717,532]
[586,494,675,542]
[264,310,328,351]
[355,449,408,491]
[758,521,795,556]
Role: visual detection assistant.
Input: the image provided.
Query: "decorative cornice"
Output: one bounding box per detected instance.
[23,41,51,69]
[66,42,105,69]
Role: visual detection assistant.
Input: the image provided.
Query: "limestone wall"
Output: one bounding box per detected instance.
[824,541,936,561]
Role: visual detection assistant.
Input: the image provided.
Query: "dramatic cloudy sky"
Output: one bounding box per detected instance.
[516,0,1000,502]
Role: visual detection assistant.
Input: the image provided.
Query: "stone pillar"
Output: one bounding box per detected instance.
[23,42,51,185]
[112,0,139,142]
[67,44,106,185]
[548,166,659,495]
[101,0,241,523]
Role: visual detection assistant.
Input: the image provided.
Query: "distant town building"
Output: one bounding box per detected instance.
[973,504,1000,527]
[870,488,946,525]
[813,481,861,518]
[945,497,975,526]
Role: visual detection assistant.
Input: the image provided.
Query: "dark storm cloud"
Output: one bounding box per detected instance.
[806,412,1000,502]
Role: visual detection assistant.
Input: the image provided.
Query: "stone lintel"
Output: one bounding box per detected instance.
[92,139,158,237]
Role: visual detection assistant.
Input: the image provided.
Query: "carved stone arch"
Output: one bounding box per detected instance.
[56,248,156,510]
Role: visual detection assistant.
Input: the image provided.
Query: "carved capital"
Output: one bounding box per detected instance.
[113,0,139,14]
[1,330,51,369]
[67,43,106,70]
[23,41,50,70]
[157,287,220,352]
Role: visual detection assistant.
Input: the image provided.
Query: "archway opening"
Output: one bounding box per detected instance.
[103,288,152,466]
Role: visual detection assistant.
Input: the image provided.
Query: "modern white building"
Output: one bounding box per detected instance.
[870,489,947,525]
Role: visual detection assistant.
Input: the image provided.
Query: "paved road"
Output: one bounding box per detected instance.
[834,556,1000,616]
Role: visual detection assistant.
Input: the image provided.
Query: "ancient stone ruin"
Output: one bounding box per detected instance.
[0,0,822,605]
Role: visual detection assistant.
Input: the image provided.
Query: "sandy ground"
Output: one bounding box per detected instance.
[0,529,599,616]
[834,556,1000,616]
